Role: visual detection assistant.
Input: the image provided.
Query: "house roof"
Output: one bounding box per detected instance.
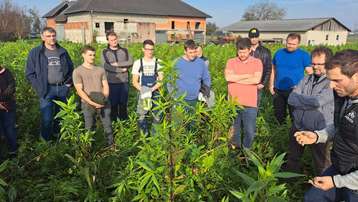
[222,17,351,32]
[43,1,77,23]
[44,0,210,20]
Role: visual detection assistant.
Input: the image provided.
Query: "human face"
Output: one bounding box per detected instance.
[82,50,96,65]
[250,37,259,46]
[237,48,251,61]
[107,35,118,48]
[327,67,358,97]
[286,37,299,52]
[41,31,57,47]
[184,48,197,61]
[312,54,326,76]
[143,44,154,59]
[196,46,203,57]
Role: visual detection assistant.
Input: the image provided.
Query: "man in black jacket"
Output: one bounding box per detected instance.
[25,27,74,141]
[248,28,272,106]
[295,50,358,201]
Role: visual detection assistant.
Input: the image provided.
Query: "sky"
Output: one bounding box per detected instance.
[13,0,358,31]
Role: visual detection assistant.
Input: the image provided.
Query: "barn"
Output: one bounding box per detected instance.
[43,0,211,44]
[222,17,351,45]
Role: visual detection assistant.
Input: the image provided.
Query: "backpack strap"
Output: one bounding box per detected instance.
[154,58,158,76]
[139,58,144,74]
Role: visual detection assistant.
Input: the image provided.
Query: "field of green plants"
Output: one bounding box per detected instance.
[0,40,358,201]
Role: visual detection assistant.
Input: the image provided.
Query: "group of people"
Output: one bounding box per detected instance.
[226,29,358,201]
[1,26,358,201]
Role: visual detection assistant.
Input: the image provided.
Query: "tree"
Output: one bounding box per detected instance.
[242,2,286,21]
[28,8,42,33]
[206,22,218,35]
[0,0,31,40]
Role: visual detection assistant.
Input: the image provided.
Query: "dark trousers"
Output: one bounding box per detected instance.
[109,83,129,121]
[39,85,69,141]
[304,166,358,202]
[273,88,293,124]
[286,126,332,175]
[82,102,113,145]
[0,108,17,154]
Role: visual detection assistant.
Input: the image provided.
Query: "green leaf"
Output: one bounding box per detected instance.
[0,160,9,173]
[174,185,187,194]
[274,172,304,178]
[202,154,215,169]
[0,179,7,187]
[137,161,153,172]
[234,170,255,186]
[229,190,244,199]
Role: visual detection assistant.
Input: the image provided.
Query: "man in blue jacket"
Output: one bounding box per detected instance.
[25,27,74,141]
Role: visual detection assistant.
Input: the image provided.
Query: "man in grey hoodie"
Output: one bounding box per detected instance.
[101,31,133,121]
[295,50,358,201]
[286,47,334,175]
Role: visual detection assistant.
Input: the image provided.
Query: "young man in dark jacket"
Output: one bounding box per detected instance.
[295,50,358,201]
[101,31,133,121]
[248,28,272,101]
[286,47,334,175]
[0,65,17,158]
[25,27,74,141]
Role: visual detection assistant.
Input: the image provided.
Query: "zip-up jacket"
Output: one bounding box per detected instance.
[288,74,334,131]
[25,43,73,98]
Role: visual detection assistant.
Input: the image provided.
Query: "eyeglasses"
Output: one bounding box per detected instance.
[312,63,325,66]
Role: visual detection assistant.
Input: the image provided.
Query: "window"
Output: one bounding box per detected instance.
[171,21,175,29]
[187,21,190,28]
[95,22,100,28]
[195,22,200,29]
[124,19,129,24]
[336,35,339,41]
[325,34,329,40]
[105,22,114,33]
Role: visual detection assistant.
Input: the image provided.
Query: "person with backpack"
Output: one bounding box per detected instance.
[101,31,133,121]
[132,40,163,135]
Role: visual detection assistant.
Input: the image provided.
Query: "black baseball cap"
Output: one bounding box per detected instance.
[248,28,260,38]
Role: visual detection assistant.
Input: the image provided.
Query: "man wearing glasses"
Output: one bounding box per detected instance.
[132,40,163,135]
[286,47,334,175]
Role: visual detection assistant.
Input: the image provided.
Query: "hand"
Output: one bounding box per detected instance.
[0,103,8,112]
[309,176,335,191]
[91,102,105,109]
[306,67,314,75]
[269,86,275,95]
[294,131,318,146]
[257,84,264,90]
[111,62,119,67]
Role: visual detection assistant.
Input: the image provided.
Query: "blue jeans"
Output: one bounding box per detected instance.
[109,83,129,121]
[0,107,17,154]
[39,85,69,141]
[232,107,258,148]
[304,166,358,202]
